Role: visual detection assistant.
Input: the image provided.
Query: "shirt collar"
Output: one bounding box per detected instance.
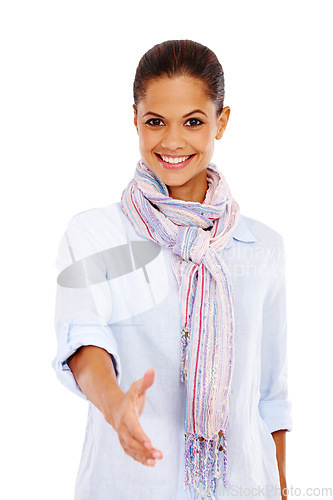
[224,215,257,250]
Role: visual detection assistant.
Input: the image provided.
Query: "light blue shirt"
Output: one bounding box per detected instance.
[53,202,292,500]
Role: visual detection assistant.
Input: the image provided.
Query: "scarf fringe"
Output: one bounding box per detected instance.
[181,323,229,496]
[184,432,228,497]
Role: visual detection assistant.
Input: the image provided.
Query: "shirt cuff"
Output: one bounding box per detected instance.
[258,400,293,433]
[52,323,121,400]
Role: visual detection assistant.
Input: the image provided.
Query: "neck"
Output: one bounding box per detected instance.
[167,169,208,203]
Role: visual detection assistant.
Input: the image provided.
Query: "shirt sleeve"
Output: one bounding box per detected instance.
[258,236,293,433]
[52,215,121,400]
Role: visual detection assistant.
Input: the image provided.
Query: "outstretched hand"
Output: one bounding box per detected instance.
[107,368,163,466]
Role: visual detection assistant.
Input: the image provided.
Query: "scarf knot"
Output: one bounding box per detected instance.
[173,226,212,265]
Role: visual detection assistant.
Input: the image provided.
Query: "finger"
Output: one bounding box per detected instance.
[132,451,159,467]
[124,408,152,449]
[122,434,163,461]
[132,451,156,467]
[118,430,162,467]
[124,413,163,459]
[120,438,154,466]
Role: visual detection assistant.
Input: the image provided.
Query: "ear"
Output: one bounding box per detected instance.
[133,104,139,134]
[215,106,230,140]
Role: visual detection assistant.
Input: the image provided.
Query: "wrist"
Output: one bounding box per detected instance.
[100,382,124,429]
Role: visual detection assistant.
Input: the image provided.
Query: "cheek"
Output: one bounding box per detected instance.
[195,128,216,152]
[139,129,158,151]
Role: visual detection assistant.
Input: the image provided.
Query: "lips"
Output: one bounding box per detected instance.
[155,153,195,170]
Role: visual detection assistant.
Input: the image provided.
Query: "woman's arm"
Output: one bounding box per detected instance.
[68,345,122,420]
[272,429,287,499]
[68,345,163,467]
[259,237,292,499]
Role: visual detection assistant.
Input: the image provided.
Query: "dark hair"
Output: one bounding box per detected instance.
[133,39,225,116]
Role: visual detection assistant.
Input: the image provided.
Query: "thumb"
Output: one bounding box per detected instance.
[137,368,155,396]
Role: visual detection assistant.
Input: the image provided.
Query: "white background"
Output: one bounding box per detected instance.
[1,1,332,498]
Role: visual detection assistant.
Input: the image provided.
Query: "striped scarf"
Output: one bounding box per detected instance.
[121,159,240,497]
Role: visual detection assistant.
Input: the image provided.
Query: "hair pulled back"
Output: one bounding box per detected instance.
[133,39,225,116]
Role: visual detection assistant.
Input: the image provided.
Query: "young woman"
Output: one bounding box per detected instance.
[53,40,292,500]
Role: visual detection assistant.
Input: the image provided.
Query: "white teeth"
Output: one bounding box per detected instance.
[160,154,191,164]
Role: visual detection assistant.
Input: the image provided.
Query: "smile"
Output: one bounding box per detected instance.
[155,153,195,170]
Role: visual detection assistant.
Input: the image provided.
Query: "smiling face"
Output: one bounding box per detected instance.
[133,76,230,203]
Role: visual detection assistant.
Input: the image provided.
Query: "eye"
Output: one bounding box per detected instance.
[145,118,165,127]
[185,118,204,127]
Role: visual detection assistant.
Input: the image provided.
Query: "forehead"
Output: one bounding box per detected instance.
[138,76,214,115]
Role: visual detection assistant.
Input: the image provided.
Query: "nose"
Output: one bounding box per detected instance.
[161,125,186,151]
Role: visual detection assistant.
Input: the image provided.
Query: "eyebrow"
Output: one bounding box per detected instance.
[142,109,208,119]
